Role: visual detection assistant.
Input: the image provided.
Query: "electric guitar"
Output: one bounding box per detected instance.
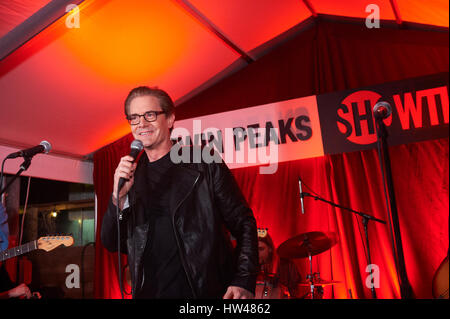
[0,236,74,262]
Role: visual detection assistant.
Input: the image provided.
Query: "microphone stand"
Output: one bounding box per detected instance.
[0,157,32,196]
[301,191,386,299]
[374,117,414,299]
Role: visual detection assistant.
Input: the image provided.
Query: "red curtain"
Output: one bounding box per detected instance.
[93,133,134,299]
[230,138,448,299]
[93,136,449,299]
[93,19,449,299]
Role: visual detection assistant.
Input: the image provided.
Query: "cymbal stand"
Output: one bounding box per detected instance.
[307,252,315,299]
[304,238,316,299]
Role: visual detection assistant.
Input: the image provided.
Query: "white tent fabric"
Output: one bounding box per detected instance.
[0,0,448,184]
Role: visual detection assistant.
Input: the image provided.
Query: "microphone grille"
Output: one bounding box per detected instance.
[373,101,392,115]
[40,140,52,154]
[131,139,144,151]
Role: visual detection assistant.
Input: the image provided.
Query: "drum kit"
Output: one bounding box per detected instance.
[274,231,340,299]
[255,272,285,299]
[255,179,386,299]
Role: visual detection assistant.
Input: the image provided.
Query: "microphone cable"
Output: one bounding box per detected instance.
[116,185,125,299]
[0,157,7,192]
[19,176,31,246]
[114,139,143,299]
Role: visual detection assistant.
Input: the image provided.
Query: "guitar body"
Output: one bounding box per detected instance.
[432,256,449,299]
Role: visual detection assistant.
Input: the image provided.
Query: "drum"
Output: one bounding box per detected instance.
[255,279,288,299]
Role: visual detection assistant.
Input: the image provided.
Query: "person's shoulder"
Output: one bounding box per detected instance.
[0,204,7,222]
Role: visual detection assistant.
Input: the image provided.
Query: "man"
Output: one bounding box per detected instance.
[0,201,41,299]
[101,86,258,299]
[0,202,8,253]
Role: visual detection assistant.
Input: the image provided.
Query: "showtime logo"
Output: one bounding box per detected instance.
[336,90,391,145]
[336,87,449,145]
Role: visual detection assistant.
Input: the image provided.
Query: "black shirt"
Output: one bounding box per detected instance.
[136,151,193,299]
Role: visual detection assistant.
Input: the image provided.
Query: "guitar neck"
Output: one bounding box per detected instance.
[0,240,38,262]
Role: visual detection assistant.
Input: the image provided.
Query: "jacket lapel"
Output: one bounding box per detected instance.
[129,154,151,225]
[130,157,201,218]
[167,165,201,218]
[127,155,201,295]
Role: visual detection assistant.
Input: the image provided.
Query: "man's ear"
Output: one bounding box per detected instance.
[167,112,175,129]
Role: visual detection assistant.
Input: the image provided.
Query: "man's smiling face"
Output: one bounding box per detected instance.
[128,95,174,151]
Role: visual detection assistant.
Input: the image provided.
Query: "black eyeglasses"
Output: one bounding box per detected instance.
[126,111,165,125]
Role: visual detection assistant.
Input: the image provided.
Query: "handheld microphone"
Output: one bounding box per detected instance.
[373,101,392,120]
[117,139,144,191]
[6,141,51,159]
[299,178,305,214]
[115,139,143,300]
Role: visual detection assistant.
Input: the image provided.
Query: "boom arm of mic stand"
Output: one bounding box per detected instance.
[302,192,386,224]
[0,157,32,196]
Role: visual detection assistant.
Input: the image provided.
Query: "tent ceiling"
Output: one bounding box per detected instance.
[0,0,52,38]
[0,0,448,160]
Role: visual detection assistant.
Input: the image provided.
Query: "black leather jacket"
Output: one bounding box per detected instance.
[101,149,258,298]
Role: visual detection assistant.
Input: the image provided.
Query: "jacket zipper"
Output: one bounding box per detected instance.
[172,173,200,298]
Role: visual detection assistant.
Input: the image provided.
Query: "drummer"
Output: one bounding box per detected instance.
[257,229,302,298]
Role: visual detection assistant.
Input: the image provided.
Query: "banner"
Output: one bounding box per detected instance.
[172,95,323,173]
[172,73,449,170]
[317,72,449,154]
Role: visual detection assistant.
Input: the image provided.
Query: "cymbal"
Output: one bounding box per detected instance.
[277,231,338,259]
[297,279,341,287]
